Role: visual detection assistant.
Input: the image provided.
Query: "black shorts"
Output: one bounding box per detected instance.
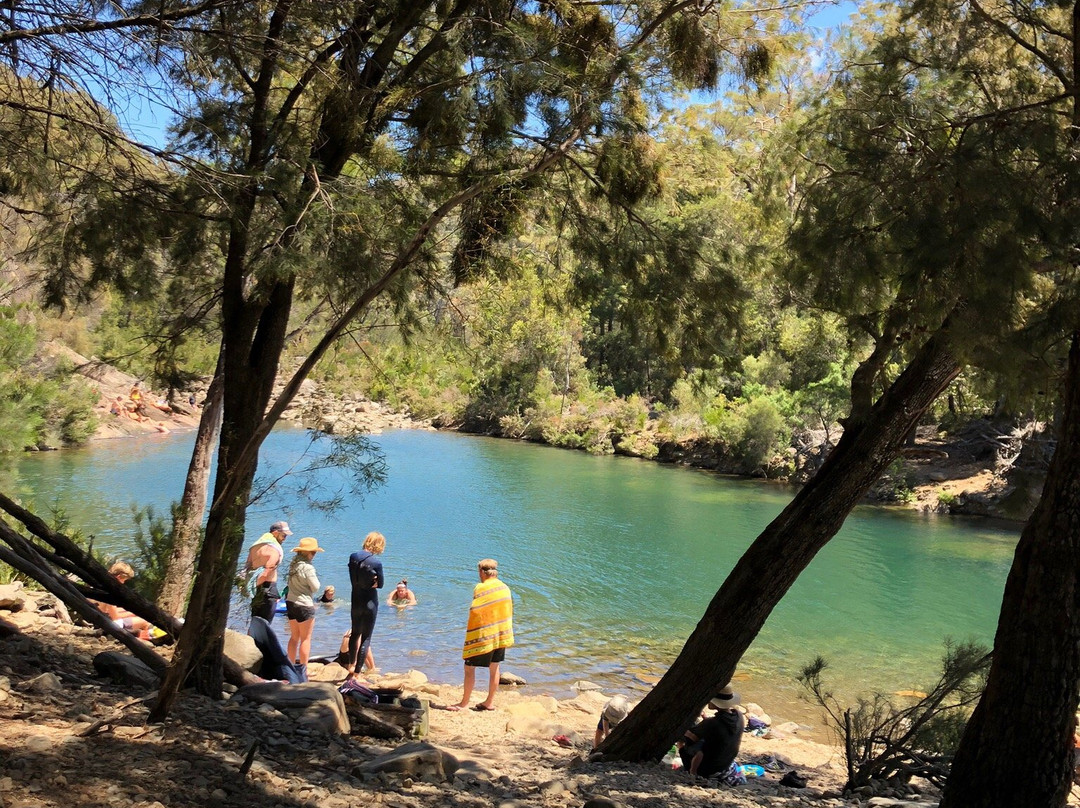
[465,648,506,667]
[286,602,316,622]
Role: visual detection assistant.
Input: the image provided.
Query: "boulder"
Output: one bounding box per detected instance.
[499,671,527,686]
[233,681,349,734]
[92,652,159,689]
[572,680,602,692]
[583,799,626,808]
[223,629,262,673]
[24,672,63,694]
[0,583,26,613]
[356,741,459,781]
[0,615,20,638]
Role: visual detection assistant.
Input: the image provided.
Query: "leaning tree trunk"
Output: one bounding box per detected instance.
[599,324,962,761]
[157,368,224,616]
[939,334,1080,808]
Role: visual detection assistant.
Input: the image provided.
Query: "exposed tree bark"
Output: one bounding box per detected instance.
[157,366,224,616]
[939,333,1080,808]
[599,322,963,761]
[0,492,260,688]
[0,518,167,673]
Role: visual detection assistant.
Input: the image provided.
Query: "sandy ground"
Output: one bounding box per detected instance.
[0,586,919,808]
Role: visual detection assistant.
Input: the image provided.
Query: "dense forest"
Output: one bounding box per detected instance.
[2,1,1079,805]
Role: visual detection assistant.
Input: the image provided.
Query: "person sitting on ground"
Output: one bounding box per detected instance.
[109,397,124,416]
[337,630,376,673]
[679,685,745,781]
[318,585,336,603]
[93,562,153,639]
[594,694,630,748]
[386,579,416,607]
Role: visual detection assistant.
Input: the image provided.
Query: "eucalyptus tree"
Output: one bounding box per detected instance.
[884,0,1080,803]
[598,1,1067,761]
[1,0,787,716]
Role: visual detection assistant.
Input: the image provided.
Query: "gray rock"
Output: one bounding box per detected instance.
[583,799,626,808]
[572,681,602,692]
[24,672,63,693]
[93,652,159,689]
[356,741,460,781]
[233,681,349,735]
[499,671,527,686]
[0,583,26,613]
[223,629,262,673]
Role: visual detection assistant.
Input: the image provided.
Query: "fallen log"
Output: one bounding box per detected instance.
[343,698,428,740]
[0,497,260,689]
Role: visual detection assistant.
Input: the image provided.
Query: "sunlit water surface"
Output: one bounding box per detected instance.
[12,428,1017,729]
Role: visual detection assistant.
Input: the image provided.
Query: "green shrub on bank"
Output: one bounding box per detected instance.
[0,308,99,452]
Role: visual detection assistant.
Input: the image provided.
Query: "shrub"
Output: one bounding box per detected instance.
[798,639,990,792]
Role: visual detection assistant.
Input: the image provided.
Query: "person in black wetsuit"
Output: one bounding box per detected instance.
[345,531,385,678]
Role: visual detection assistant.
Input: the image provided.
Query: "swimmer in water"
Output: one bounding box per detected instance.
[386,579,417,607]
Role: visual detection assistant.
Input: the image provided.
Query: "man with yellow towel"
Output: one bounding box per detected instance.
[448,558,514,712]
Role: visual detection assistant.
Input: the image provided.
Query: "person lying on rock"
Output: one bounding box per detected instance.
[92,562,152,640]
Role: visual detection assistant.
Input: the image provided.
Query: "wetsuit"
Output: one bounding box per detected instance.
[346,550,384,670]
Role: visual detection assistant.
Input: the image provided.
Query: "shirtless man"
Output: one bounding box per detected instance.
[244,520,292,623]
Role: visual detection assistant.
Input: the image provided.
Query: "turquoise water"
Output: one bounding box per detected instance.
[11,428,1017,723]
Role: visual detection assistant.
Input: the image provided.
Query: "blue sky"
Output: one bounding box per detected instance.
[105,1,858,151]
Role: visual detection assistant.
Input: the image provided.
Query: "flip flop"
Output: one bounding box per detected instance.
[553,734,573,748]
[472,703,496,712]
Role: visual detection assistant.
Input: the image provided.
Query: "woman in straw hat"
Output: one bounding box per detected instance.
[286,537,325,678]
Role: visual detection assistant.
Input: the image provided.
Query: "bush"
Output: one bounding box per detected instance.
[798,639,990,792]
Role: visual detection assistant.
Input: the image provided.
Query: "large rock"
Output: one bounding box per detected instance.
[0,582,26,612]
[233,681,349,734]
[93,652,159,689]
[356,741,459,781]
[223,628,262,673]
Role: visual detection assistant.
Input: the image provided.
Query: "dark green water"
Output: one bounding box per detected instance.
[11,428,1017,725]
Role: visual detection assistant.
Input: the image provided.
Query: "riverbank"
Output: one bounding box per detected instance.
[1,583,948,808]
[62,343,1037,524]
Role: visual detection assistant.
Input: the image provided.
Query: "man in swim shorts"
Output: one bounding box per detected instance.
[243,520,291,623]
[448,559,514,712]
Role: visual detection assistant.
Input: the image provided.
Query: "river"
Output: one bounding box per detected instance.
[10,427,1018,729]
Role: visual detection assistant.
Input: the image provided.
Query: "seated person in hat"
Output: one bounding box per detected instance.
[679,685,745,778]
[594,694,630,748]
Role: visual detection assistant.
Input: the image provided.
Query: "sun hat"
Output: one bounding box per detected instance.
[292,537,324,553]
[709,684,741,710]
[270,520,293,535]
[603,694,630,725]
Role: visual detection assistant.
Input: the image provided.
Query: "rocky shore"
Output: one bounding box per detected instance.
[0,583,984,808]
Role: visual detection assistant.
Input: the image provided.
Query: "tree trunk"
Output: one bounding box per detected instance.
[0,500,261,688]
[939,334,1080,808]
[599,324,962,761]
[149,274,294,720]
[157,368,224,616]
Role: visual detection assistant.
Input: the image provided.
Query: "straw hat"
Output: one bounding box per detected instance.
[709,684,741,710]
[291,537,324,553]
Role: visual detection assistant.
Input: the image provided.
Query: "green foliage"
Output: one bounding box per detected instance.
[881,459,918,504]
[798,639,991,791]
[127,505,176,603]
[0,306,98,452]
